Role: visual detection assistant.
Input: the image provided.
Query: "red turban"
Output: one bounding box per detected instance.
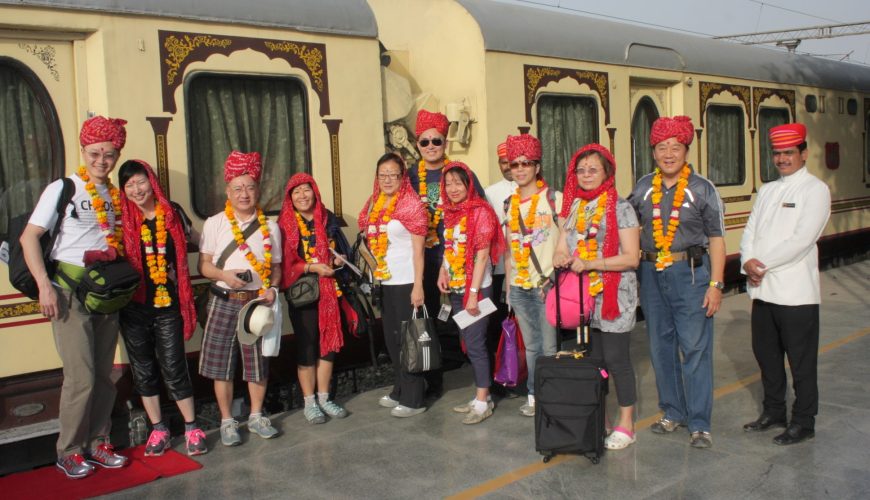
[80,116,127,150]
[769,123,806,149]
[506,134,541,162]
[224,151,262,183]
[649,116,695,146]
[497,142,508,158]
[415,109,449,137]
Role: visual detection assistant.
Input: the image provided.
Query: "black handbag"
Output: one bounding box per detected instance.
[285,273,320,308]
[400,306,441,373]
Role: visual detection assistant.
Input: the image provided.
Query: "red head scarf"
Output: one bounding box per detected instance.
[560,144,622,321]
[415,109,449,137]
[120,160,197,339]
[649,116,695,146]
[80,116,127,150]
[769,123,806,149]
[440,161,505,306]
[224,151,262,183]
[278,173,343,356]
[506,134,542,162]
[358,159,428,237]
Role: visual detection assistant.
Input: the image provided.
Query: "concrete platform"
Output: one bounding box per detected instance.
[97,261,870,499]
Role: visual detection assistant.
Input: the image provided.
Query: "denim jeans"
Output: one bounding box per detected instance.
[638,258,714,433]
[510,286,558,395]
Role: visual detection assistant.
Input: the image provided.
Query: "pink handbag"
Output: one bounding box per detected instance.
[545,270,594,329]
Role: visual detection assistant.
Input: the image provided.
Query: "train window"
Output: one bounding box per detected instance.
[705,105,745,186]
[186,73,309,218]
[758,108,790,183]
[536,94,598,188]
[805,95,818,113]
[866,112,870,180]
[847,98,858,115]
[631,97,659,183]
[0,58,63,242]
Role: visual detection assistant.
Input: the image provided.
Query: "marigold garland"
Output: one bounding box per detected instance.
[651,164,691,271]
[77,166,123,255]
[575,192,607,296]
[508,180,544,289]
[141,204,171,307]
[225,201,272,294]
[444,216,468,292]
[295,211,341,297]
[366,192,399,281]
[418,157,449,248]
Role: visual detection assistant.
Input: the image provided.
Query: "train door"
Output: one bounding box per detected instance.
[629,85,666,184]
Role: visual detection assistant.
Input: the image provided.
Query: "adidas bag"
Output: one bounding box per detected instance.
[400,306,441,373]
[73,260,141,314]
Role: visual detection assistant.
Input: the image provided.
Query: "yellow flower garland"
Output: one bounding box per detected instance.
[418,157,449,248]
[295,211,341,297]
[77,166,123,255]
[225,201,272,295]
[366,192,399,281]
[444,216,468,292]
[651,164,691,271]
[508,180,543,289]
[141,204,171,307]
[575,192,607,296]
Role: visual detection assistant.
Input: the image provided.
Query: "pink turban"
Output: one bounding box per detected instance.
[769,123,806,149]
[80,116,127,150]
[506,134,542,162]
[224,151,262,183]
[496,142,508,158]
[415,109,449,137]
[649,116,695,146]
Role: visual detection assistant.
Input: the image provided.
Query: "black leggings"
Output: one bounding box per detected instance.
[288,303,336,366]
[381,284,425,408]
[589,329,637,407]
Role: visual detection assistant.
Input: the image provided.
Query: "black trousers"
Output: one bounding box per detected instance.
[382,284,425,408]
[751,299,819,429]
[422,250,444,394]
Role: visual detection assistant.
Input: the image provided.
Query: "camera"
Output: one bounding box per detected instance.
[686,246,706,268]
[236,270,253,283]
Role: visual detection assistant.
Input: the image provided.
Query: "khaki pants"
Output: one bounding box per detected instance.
[51,285,119,458]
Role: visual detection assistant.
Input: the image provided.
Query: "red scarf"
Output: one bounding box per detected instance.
[120,160,197,339]
[559,144,622,321]
[440,162,505,306]
[278,173,343,357]
[357,174,428,237]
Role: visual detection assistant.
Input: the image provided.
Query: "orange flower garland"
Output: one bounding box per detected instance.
[575,192,607,296]
[508,180,543,289]
[225,201,272,295]
[295,211,341,297]
[366,192,399,281]
[651,164,691,271]
[141,204,171,307]
[77,166,123,255]
[444,216,468,291]
[418,157,449,248]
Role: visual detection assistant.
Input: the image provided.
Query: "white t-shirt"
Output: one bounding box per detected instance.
[505,187,563,287]
[382,219,416,285]
[441,221,493,291]
[200,211,282,291]
[485,179,516,275]
[29,175,115,266]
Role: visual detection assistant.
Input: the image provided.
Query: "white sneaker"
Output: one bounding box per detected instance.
[519,403,535,417]
[391,405,426,418]
[453,398,494,413]
[379,395,399,408]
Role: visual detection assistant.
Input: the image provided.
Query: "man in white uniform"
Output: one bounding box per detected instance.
[740,123,831,445]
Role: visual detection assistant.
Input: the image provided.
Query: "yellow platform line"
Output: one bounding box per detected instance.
[447,326,870,500]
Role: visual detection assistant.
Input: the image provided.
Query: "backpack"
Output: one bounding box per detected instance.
[6,178,75,300]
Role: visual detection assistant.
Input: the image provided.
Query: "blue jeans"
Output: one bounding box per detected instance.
[510,286,558,395]
[638,259,714,433]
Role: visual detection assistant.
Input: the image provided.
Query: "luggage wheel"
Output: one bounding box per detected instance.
[542,453,554,463]
[588,455,600,465]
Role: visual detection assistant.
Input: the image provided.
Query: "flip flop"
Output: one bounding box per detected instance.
[605,426,636,450]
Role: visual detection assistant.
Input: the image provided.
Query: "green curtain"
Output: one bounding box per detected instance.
[758,108,790,182]
[537,95,598,189]
[706,105,744,185]
[187,75,308,217]
[0,64,57,241]
[631,98,659,182]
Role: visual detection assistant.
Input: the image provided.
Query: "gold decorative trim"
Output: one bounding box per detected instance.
[752,87,796,127]
[263,41,324,92]
[18,43,59,81]
[523,64,610,124]
[163,34,232,86]
[699,81,750,127]
[0,301,41,319]
[725,216,749,227]
[831,198,870,213]
[721,195,752,204]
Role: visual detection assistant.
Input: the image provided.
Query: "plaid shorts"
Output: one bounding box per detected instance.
[198,293,269,382]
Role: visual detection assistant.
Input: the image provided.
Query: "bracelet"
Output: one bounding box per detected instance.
[305,263,310,273]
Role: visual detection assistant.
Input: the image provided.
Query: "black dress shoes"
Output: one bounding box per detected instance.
[773,423,815,445]
[743,414,787,432]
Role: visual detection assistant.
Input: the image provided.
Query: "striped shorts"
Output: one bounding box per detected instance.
[198,294,269,382]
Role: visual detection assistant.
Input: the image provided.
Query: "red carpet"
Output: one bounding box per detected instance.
[0,445,202,499]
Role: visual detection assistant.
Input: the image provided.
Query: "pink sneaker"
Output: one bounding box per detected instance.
[185,428,208,456]
[144,429,171,457]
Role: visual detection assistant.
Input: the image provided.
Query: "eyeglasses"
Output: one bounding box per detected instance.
[575,167,601,176]
[418,138,444,148]
[84,150,117,162]
[231,185,258,195]
[509,160,538,169]
[377,173,401,181]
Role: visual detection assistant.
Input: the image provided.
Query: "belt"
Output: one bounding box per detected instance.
[641,251,688,262]
[210,284,259,301]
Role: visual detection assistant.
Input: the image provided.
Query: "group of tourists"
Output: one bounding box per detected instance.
[20,107,829,479]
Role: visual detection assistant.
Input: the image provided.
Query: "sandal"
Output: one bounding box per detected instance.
[605,426,636,450]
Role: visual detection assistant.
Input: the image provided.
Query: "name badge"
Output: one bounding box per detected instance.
[782,202,796,208]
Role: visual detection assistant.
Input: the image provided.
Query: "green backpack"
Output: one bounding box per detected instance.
[59,260,141,314]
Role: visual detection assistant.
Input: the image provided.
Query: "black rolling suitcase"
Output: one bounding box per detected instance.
[534,269,608,464]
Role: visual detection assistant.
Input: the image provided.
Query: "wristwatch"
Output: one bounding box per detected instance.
[469,287,479,294]
[709,280,724,290]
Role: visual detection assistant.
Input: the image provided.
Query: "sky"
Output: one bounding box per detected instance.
[501,0,870,66]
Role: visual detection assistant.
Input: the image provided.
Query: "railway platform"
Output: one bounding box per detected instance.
[86,259,869,498]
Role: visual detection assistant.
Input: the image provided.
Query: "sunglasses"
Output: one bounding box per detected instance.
[418,138,444,148]
[509,160,538,169]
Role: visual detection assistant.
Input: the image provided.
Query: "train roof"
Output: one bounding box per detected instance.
[460,0,870,92]
[0,0,378,38]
